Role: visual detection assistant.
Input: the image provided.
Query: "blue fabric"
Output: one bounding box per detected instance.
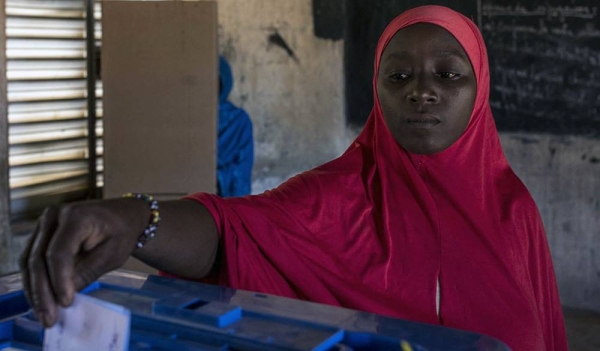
[217,56,254,197]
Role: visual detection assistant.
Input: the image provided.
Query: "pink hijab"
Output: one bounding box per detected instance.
[185,5,568,350]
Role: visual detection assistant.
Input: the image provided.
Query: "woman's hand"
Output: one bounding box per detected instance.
[19,198,148,327]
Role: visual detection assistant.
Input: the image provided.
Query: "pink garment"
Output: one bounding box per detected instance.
[185,5,567,350]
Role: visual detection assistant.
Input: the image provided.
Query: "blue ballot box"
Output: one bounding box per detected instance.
[0,271,510,351]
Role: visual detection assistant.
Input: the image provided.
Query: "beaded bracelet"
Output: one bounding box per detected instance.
[122,193,161,249]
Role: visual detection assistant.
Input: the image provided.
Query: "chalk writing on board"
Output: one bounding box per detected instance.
[482,2,600,136]
[483,5,597,19]
[484,20,600,39]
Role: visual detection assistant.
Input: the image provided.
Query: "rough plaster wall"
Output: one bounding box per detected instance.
[501,133,600,312]
[216,0,349,193]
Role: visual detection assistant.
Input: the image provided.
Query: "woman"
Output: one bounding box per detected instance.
[21,5,567,350]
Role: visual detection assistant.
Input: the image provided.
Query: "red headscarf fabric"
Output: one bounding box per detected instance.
[186,5,567,350]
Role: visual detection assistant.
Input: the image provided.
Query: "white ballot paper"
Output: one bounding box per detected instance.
[43,293,131,351]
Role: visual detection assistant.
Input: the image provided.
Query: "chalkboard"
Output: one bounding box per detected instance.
[482,1,600,137]
[343,0,479,126]
[312,0,346,41]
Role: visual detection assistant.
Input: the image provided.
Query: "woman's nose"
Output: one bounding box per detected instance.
[406,78,439,105]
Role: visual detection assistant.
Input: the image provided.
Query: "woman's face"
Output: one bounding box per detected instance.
[377,23,477,154]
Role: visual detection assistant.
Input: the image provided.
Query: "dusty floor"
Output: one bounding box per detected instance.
[564,307,600,351]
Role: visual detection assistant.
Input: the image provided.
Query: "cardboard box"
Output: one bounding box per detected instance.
[102,1,218,274]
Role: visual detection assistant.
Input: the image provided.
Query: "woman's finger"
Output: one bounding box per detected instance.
[45,205,88,308]
[18,221,41,309]
[26,207,60,327]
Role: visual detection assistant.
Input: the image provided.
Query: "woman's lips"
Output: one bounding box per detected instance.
[405,114,441,127]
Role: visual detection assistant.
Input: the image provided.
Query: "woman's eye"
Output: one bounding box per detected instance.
[438,72,460,79]
[389,73,409,81]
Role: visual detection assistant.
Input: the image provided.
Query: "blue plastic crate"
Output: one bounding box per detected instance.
[0,271,510,351]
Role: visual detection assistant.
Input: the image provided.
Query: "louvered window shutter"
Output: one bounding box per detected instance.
[94,1,102,190]
[6,0,102,222]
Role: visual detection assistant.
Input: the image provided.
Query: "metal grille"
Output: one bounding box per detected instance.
[6,0,102,221]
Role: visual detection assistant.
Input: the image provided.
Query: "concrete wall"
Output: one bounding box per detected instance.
[501,133,600,312]
[218,0,600,312]
[216,0,351,192]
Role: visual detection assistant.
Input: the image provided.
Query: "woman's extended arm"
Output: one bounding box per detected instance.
[19,197,218,327]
